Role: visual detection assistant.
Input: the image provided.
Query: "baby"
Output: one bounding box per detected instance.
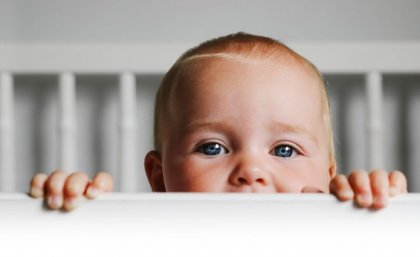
[29,32,407,211]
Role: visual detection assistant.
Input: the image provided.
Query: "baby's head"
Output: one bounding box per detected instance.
[145,32,336,193]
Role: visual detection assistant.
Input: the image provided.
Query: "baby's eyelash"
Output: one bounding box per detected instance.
[271,144,299,158]
[196,142,229,156]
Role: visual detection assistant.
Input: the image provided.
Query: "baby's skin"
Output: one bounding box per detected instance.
[30,32,409,210]
[29,54,407,211]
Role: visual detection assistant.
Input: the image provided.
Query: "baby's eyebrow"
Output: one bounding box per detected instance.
[269,122,319,146]
[183,120,229,135]
[182,120,319,147]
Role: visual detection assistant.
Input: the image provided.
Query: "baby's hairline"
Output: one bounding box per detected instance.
[156,54,334,158]
[178,52,282,66]
[153,33,335,168]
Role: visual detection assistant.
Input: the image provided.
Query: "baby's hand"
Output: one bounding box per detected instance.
[330,170,407,209]
[29,170,113,211]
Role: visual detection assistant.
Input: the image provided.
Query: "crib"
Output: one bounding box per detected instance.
[1,42,420,256]
[1,41,420,192]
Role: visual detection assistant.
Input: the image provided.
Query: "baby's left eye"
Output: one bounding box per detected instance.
[197,142,228,156]
[273,144,296,158]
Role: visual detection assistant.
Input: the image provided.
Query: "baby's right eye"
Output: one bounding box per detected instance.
[197,142,228,156]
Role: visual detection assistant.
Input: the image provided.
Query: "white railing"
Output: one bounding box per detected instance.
[0,72,14,192]
[0,193,419,257]
[1,42,420,192]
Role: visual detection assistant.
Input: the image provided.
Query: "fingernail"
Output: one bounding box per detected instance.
[389,187,398,197]
[30,187,43,198]
[64,197,80,211]
[86,187,101,199]
[341,189,354,199]
[47,195,62,209]
[373,195,388,208]
[357,193,372,206]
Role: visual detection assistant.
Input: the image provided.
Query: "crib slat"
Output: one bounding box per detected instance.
[366,72,384,169]
[58,72,77,172]
[119,72,137,192]
[0,72,15,192]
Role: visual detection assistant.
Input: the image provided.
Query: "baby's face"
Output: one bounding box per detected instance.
[151,57,335,192]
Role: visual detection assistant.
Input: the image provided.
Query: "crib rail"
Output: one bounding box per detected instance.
[1,42,420,192]
[0,193,419,257]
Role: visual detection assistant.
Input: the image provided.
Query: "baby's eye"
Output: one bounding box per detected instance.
[273,144,296,158]
[197,142,228,156]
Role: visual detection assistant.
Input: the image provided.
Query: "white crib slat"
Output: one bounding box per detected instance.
[58,72,77,172]
[0,72,15,192]
[119,72,137,192]
[366,72,384,169]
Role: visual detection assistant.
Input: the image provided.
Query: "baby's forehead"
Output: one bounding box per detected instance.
[171,54,323,99]
[171,54,325,111]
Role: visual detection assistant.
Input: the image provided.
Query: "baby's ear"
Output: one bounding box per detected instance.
[329,160,337,178]
[144,151,166,192]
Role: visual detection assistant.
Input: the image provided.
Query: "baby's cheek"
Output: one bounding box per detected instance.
[163,160,196,191]
[163,156,225,192]
[276,161,330,193]
[183,158,231,192]
[309,152,334,192]
[319,167,333,193]
[309,164,332,192]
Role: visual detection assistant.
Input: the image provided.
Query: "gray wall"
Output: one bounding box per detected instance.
[1,0,420,43]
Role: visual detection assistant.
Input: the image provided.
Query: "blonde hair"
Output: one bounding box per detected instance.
[153,32,335,163]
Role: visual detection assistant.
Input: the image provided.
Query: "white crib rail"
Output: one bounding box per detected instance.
[1,42,420,191]
[58,72,77,172]
[366,71,383,170]
[0,193,419,257]
[0,72,14,192]
[119,72,138,192]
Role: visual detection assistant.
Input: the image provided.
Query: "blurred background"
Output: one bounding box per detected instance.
[1,0,420,192]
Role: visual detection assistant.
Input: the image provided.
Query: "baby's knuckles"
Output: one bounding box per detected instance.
[348,170,371,194]
[329,174,354,201]
[335,169,408,209]
[30,173,48,198]
[369,170,389,194]
[389,170,408,195]
[65,172,89,196]
[46,170,67,194]
[369,170,389,209]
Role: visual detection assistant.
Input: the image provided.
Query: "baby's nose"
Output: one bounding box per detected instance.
[228,156,273,190]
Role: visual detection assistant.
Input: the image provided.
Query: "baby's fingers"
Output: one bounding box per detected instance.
[329,174,354,201]
[63,172,89,211]
[45,170,67,209]
[389,170,408,196]
[348,170,372,208]
[85,172,113,199]
[369,170,389,209]
[29,173,48,198]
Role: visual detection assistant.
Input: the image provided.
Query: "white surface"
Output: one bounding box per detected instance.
[0,193,419,257]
